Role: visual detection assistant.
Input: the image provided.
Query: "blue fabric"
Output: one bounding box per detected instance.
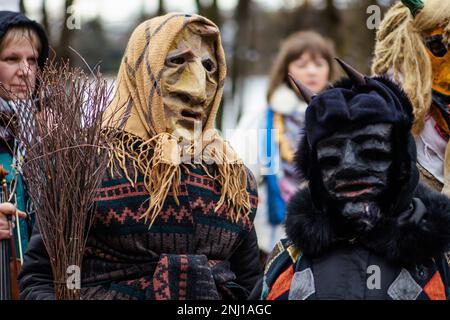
[263,109,285,225]
[0,147,29,255]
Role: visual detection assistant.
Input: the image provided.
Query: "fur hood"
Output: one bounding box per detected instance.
[285,182,450,265]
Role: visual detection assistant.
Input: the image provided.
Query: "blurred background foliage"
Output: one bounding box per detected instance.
[10,0,398,128]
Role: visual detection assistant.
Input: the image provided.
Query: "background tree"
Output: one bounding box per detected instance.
[229,0,251,124]
[195,0,221,27]
[57,0,75,61]
[158,0,166,16]
[16,0,401,127]
[19,0,25,13]
[41,0,50,41]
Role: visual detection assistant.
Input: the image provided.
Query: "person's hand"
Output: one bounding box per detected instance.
[0,202,27,240]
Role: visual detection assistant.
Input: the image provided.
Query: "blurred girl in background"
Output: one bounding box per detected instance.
[261,31,335,251]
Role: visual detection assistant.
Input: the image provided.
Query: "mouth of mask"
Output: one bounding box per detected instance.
[333,179,384,199]
[180,109,204,122]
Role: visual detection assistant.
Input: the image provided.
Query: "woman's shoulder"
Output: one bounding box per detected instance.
[270,84,307,115]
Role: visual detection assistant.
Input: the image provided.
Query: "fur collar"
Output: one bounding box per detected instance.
[269,84,308,115]
[285,182,450,265]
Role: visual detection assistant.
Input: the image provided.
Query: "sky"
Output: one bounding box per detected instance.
[0,0,296,25]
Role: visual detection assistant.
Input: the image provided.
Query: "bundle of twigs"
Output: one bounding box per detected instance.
[12,60,117,299]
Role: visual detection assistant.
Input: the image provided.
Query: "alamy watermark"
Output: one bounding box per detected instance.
[66,5,81,30]
[367,265,381,290]
[66,265,81,290]
[366,5,382,30]
[169,121,281,176]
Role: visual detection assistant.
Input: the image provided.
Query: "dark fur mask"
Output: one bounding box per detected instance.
[287,75,450,263]
[296,76,418,216]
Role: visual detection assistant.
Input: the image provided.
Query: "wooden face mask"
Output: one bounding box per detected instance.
[425,27,450,96]
[316,123,393,232]
[161,23,219,140]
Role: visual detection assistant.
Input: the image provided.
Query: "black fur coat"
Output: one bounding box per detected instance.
[286,182,450,266]
[251,76,450,300]
[251,182,450,300]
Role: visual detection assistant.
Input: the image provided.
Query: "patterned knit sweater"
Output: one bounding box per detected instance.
[18,160,261,300]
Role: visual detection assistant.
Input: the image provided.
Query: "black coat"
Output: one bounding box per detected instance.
[251,182,450,300]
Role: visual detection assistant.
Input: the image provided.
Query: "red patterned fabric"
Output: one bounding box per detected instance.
[424,271,447,300]
[267,265,294,300]
[77,164,259,300]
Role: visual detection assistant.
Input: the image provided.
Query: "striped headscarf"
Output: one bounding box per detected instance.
[103,13,251,226]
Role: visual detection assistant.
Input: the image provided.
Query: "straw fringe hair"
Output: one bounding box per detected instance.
[372,0,450,135]
[104,128,251,227]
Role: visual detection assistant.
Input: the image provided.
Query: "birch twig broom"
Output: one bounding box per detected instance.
[13,60,119,299]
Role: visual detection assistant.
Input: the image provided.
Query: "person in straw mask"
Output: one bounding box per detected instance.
[372,0,450,194]
[19,13,261,300]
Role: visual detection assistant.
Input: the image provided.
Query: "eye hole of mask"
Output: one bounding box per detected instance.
[425,34,449,58]
[169,56,186,65]
[359,149,390,161]
[202,58,216,72]
[318,155,340,168]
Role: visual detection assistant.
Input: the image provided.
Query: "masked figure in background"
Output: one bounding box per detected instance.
[372,0,450,194]
[251,60,450,300]
[19,13,261,300]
